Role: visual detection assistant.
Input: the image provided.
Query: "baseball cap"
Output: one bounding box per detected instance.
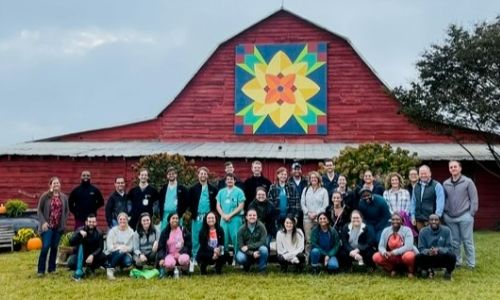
[291,162,302,169]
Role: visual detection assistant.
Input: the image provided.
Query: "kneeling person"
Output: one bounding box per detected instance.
[415,214,456,280]
[196,212,227,275]
[157,213,191,276]
[133,213,159,268]
[68,214,106,280]
[373,213,418,278]
[310,212,340,274]
[235,208,269,273]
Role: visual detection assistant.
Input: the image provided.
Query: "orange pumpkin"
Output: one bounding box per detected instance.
[0,204,6,214]
[27,237,43,251]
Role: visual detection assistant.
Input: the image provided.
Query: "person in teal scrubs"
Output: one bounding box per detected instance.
[158,167,188,231]
[216,173,245,254]
[189,167,217,260]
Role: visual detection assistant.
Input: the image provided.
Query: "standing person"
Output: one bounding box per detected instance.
[216,173,245,256]
[338,210,377,271]
[128,169,160,230]
[189,167,217,261]
[415,214,456,279]
[358,188,391,242]
[372,213,418,278]
[157,213,192,276]
[276,215,305,273]
[132,213,160,268]
[217,161,244,190]
[310,212,341,274]
[443,160,478,269]
[37,177,69,276]
[334,175,356,212]
[158,167,188,231]
[67,214,106,280]
[322,159,339,199]
[243,160,272,209]
[269,167,300,228]
[196,212,226,275]
[248,187,276,248]
[105,212,134,280]
[235,208,269,273]
[411,165,445,231]
[383,172,415,237]
[68,170,104,229]
[325,191,350,234]
[356,170,385,198]
[105,176,131,229]
[406,168,419,199]
[383,173,412,214]
[301,171,329,254]
[289,161,308,198]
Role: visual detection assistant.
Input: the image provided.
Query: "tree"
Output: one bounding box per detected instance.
[329,143,421,188]
[393,17,500,178]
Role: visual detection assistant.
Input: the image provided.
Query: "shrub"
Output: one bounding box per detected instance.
[5,199,28,217]
[132,153,198,189]
[13,228,37,245]
[326,143,421,188]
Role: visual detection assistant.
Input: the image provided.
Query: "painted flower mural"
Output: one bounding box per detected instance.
[235,43,327,135]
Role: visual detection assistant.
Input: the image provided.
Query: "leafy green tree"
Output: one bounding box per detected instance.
[393,17,500,178]
[331,143,420,188]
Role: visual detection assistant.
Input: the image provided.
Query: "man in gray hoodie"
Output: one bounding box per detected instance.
[443,160,478,269]
[415,214,456,280]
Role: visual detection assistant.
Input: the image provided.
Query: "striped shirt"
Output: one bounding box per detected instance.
[383,188,411,214]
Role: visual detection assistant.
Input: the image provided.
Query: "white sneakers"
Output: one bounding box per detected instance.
[106,268,116,280]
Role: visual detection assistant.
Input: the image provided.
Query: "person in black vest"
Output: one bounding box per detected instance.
[67,214,106,280]
[128,169,159,229]
[105,176,131,228]
[69,170,104,229]
[410,165,445,231]
[243,160,271,209]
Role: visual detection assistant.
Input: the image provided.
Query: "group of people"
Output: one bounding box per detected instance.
[36,159,478,281]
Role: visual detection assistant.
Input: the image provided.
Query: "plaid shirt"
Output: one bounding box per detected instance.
[383,188,411,214]
[268,182,300,219]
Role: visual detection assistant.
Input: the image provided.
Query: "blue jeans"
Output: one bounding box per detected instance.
[37,229,62,274]
[235,246,269,271]
[444,212,475,267]
[310,248,339,271]
[107,251,133,269]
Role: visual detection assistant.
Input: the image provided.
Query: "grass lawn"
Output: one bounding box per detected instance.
[1,231,499,300]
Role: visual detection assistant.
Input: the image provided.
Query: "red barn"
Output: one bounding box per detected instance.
[0,10,498,229]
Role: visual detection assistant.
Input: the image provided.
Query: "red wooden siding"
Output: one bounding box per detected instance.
[49,10,479,143]
[1,157,497,229]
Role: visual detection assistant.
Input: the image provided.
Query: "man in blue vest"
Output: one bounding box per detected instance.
[410,165,445,231]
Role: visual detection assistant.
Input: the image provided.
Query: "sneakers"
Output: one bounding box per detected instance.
[106,268,116,280]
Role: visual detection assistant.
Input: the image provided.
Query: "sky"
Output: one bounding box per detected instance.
[0,0,499,146]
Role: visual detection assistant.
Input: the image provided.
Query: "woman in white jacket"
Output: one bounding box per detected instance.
[105,212,134,279]
[276,215,305,273]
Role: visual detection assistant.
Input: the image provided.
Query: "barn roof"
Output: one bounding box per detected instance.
[0,141,495,161]
[40,8,391,142]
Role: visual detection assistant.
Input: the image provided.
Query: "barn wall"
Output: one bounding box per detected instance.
[1,156,497,230]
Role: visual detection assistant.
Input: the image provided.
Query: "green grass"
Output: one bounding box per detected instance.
[1,232,500,300]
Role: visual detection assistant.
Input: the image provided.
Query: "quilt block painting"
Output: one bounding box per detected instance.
[235,42,327,135]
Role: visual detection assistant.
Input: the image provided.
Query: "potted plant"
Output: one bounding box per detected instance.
[56,232,74,265]
[13,228,37,251]
[5,199,28,217]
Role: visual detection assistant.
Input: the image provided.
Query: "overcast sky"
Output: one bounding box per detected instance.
[1,0,499,146]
